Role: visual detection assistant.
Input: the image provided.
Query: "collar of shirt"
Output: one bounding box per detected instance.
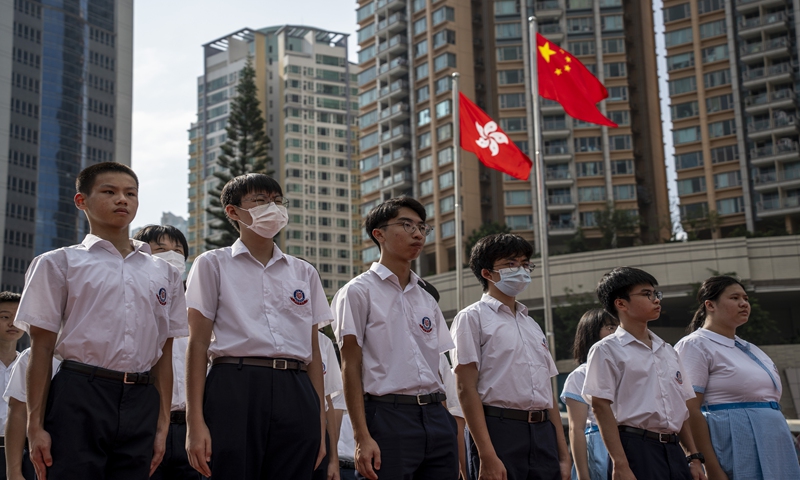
[231,238,287,268]
[614,326,665,352]
[695,328,737,348]
[369,262,421,292]
[81,234,150,257]
[479,293,528,317]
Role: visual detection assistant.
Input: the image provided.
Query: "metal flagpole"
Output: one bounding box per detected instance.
[528,17,558,395]
[452,72,464,312]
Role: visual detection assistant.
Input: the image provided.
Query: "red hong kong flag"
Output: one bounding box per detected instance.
[536,33,617,128]
[459,92,532,181]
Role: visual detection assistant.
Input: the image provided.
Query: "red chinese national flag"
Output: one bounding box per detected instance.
[459,92,532,181]
[536,33,617,128]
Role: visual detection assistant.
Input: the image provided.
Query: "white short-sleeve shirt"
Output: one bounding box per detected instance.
[332,263,453,396]
[439,353,463,418]
[319,331,343,399]
[3,348,61,404]
[15,235,188,372]
[0,352,21,432]
[583,327,695,433]
[171,336,188,412]
[185,240,332,363]
[675,329,781,404]
[450,294,558,411]
[560,363,596,428]
[337,410,355,462]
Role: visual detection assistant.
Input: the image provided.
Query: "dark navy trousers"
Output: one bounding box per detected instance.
[150,421,201,480]
[608,431,692,480]
[467,416,560,480]
[356,400,459,480]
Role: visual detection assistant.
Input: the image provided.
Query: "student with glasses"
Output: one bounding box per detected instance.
[560,309,619,480]
[451,233,571,480]
[675,276,800,480]
[583,267,706,480]
[332,196,458,480]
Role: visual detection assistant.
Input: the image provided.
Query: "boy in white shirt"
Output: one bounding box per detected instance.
[0,292,24,480]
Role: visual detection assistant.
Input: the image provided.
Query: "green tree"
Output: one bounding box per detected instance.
[205,57,271,249]
[595,202,639,249]
[465,222,512,259]
[683,210,722,241]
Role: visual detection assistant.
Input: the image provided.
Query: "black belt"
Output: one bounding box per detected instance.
[618,426,679,444]
[170,411,186,424]
[0,436,4,448]
[339,458,356,470]
[60,360,154,385]
[364,392,446,405]
[483,405,550,423]
[212,357,307,371]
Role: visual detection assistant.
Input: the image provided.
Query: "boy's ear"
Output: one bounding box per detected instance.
[480,268,494,282]
[74,192,87,211]
[614,297,627,314]
[371,227,385,244]
[224,205,239,222]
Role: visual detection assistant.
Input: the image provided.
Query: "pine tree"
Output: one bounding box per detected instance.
[205,57,271,249]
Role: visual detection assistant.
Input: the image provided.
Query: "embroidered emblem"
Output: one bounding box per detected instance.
[156,288,167,306]
[419,316,433,333]
[773,363,779,374]
[290,289,309,306]
[322,361,327,375]
[542,338,548,349]
[676,371,683,385]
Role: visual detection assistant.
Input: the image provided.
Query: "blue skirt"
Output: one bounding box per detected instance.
[570,429,608,480]
[704,407,800,480]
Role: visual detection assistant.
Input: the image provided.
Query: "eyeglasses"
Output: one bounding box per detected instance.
[379,221,434,237]
[241,195,289,208]
[629,290,663,302]
[492,262,535,274]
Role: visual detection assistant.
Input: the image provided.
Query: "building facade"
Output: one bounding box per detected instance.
[187,26,360,295]
[355,0,669,275]
[664,0,800,238]
[0,0,134,292]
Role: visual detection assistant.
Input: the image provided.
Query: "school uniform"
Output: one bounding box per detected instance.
[583,327,695,480]
[560,364,608,480]
[332,263,458,480]
[451,294,560,480]
[312,331,344,480]
[151,336,199,480]
[3,348,60,480]
[675,329,800,479]
[186,240,332,480]
[336,404,356,480]
[14,235,187,480]
[0,351,20,480]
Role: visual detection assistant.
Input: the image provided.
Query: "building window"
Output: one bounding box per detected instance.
[416,62,429,79]
[602,38,625,54]
[567,17,593,33]
[611,160,634,175]
[699,19,725,39]
[578,186,606,202]
[418,131,432,149]
[711,145,738,164]
[665,27,692,47]
[419,154,433,173]
[433,53,456,72]
[441,220,455,238]
[505,190,532,205]
[677,177,706,195]
[420,178,434,196]
[673,126,701,145]
[497,45,523,61]
[418,108,431,126]
[432,6,455,25]
[437,124,453,141]
[498,69,524,85]
[604,62,626,78]
[438,146,453,165]
[499,93,525,109]
[608,86,628,101]
[708,119,736,138]
[439,171,454,189]
[601,15,623,31]
[568,40,595,56]
[417,85,430,103]
[435,99,452,118]
[702,44,728,64]
[669,76,697,95]
[440,195,455,213]
[667,52,694,71]
[609,135,632,151]
[679,202,708,220]
[714,171,741,189]
[575,137,602,152]
[433,29,456,48]
[664,3,691,22]
[671,101,699,120]
[495,23,522,39]
[675,151,703,170]
[580,211,597,227]
[415,39,428,57]
[703,69,731,88]
[435,76,452,94]
[413,17,427,35]
[717,197,744,215]
[505,215,533,230]
[500,117,526,132]
[577,162,603,177]
[613,185,637,200]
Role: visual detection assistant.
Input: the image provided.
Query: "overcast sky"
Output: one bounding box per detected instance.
[130,0,677,234]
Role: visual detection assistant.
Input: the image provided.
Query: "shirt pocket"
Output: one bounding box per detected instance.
[282,280,314,327]
[410,306,439,348]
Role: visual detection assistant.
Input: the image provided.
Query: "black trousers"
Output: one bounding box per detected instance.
[311,432,331,480]
[467,416,560,480]
[355,400,458,480]
[45,367,160,480]
[150,421,201,480]
[609,431,692,480]
[2,447,36,480]
[203,363,321,480]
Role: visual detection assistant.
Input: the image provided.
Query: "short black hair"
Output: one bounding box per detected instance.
[76,162,139,195]
[469,233,534,291]
[133,225,189,260]
[572,309,619,364]
[596,266,658,317]
[689,275,746,333]
[0,292,21,304]
[220,174,283,231]
[363,196,426,250]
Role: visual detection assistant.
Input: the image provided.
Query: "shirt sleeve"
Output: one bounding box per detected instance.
[582,343,618,402]
[331,282,369,349]
[439,354,463,418]
[307,266,333,328]
[674,338,709,394]
[14,251,67,334]
[321,333,343,398]
[675,352,697,401]
[450,307,481,369]
[167,265,189,337]
[331,391,346,411]
[3,350,30,403]
[185,253,219,321]
[560,367,588,405]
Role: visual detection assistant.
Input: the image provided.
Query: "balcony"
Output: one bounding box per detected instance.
[747,115,799,140]
[742,62,795,88]
[740,37,791,62]
[540,98,564,113]
[379,79,408,101]
[380,124,410,146]
[538,23,563,42]
[546,194,576,212]
[543,145,572,161]
[737,0,789,13]
[378,35,407,55]
[750,141,800,166]
[542,119,570,139]
[753,166,800,191]
[375,0,404,13]
[377,12,406,35]
[380,102,409,121]
[757,194,800,217]
[738,12,788,37]
[382,170,411,189]
[535,1,562,18]
[548,220,576,236]
[545,169,573,187]
[381,147,411,166]
[377,57,408,80]
[744,89,797,113]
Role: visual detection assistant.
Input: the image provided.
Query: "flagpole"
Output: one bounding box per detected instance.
[528,17,558,393]
[452,72,464,313]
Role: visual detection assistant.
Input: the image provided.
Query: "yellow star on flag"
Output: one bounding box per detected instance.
[555,68,562,76]
[565,56,572,63]
[559,49,565,54]
[539,42,557,63]
[565,65,571,72]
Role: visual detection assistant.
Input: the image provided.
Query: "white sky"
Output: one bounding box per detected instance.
[130,0,678,234]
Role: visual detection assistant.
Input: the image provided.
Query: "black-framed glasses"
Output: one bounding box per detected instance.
[379,221,434,237]
[492,262,535,274]
[240,195,290,208]
[630,290,663,302]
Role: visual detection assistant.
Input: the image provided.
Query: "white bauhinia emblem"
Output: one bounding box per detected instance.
[475,121,509,156]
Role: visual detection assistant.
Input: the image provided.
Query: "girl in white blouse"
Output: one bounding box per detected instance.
[675,276,800,480]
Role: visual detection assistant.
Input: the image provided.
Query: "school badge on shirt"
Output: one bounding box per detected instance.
[675,371,683,385]
[322,361,327,375]
[290,289,309,306]
[419,316,433,333]
[156,287,168,306]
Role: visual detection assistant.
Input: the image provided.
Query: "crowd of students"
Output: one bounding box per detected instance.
[0,162,797,480]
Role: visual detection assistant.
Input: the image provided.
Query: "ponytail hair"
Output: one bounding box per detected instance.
[688,275,746,332]
[572,308,618,364]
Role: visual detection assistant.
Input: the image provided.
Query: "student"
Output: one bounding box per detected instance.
[451,233,570,480]
[334,396,355,480]
[15,162,187,480]
[559,309,618,480]
[4,347,60,480]
[332,196,458,480]
[185,173,329,479]
[313,330,344,480]
[675,275,800,480]
[583,267,705,480]
[133,225,199,480]
[0,293,24,480]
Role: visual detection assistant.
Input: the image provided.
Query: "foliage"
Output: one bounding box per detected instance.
[551,287,602,361]
[205,57,272,249]
[465,222,512,259]
[594,202,639,249]
[683,210,721,241]
[565,228,589,253]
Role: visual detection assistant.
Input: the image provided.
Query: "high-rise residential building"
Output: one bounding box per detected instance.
[187,26,360,294]
[664,0,800,238]
[355,0,669,276]
[160,211,188,237]
[0,0,134,292]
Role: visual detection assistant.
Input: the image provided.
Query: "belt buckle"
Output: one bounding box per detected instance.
[416,394,430,405]
[272,359,289,370]
[123,372,136,385]
[527,411,538,423]
[658,433,671,443]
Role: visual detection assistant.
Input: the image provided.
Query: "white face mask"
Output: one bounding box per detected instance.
[237,203,288,239]
[490,267,531,297]
[154,251,186,274]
